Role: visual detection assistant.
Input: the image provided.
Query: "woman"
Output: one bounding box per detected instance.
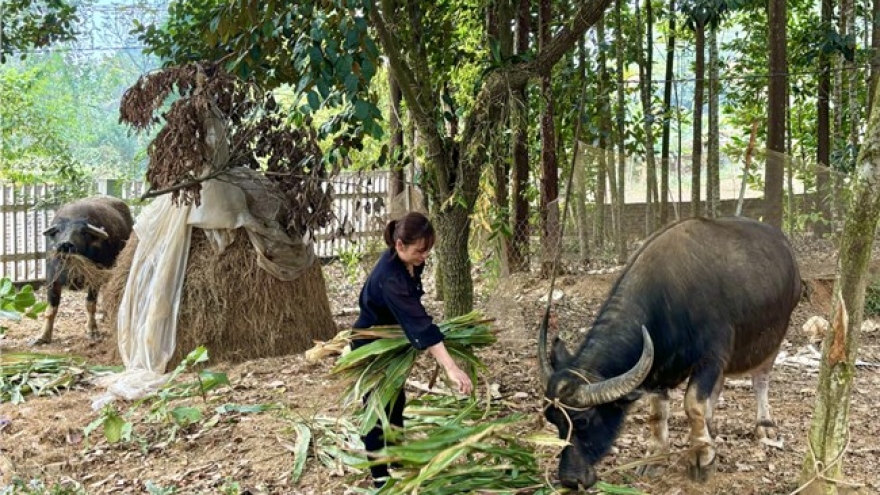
[352,211,473,487]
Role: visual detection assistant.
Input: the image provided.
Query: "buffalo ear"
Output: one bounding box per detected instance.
[550,336,573,369]
[621,390,643,403]
[43,226,59,237]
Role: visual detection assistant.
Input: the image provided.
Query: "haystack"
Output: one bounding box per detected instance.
[101,227,336,367]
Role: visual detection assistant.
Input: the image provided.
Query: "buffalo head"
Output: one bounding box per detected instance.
[44,219,110,256]
[539,315,654,489]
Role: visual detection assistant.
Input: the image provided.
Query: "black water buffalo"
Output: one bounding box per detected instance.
[538,216,802,489]
[32,196,134,345]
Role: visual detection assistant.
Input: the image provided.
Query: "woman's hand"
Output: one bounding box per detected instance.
[443,364,473,395]
[428,341,474,395]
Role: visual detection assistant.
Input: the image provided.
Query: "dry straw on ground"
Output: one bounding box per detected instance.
[101,228,336,367]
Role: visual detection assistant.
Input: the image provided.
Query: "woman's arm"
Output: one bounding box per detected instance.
[427,341,473,395]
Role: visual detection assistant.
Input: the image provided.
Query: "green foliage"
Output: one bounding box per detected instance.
[0,352,90,404]
[863,280,880,317]
[0,278,47,322]
[0,0,79,63]
[144,482,177,495]
[1,53,153,184]
[679,0,745,30]
[337,245,364,284]
[134,0,384,167]
[0,478,87,495]
[83,347,233,447]
[332,311,496,435]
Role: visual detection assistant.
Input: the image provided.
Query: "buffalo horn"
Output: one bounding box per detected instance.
[85,224,109,239]
[537,310,555,388]
[565,326,654,408]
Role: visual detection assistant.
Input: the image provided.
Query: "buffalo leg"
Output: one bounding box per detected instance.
[635,390,670,477]
[752,358,777,440]
[31,282,62,345]
[86,288,99,339]
[705,375,724,438]
[684,365,722,482]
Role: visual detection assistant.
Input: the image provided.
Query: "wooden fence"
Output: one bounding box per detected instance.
[0,172,391,284]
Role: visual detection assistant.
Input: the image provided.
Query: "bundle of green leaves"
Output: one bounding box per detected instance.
[331,311,496,436]
[1,352,87,404]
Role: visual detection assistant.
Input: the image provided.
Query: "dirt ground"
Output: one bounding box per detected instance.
[2,237,880,495]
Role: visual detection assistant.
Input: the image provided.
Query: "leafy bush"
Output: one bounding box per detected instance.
[864,280,880,317]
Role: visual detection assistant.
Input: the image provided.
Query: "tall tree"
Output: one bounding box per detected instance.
[538,0,560,277]
[660,0,676,225]
[682,1,707,217]
[636,0,659,232]
[595,17,610,249]
[815,0,833,237]
[615,0,627,262]
[799,75,880,495]
[509,0,532,273]
[488,0,515,276]
[574,38,591,264]
[764,0,787,228]
[871,0,880,110]
[706,25,720,217]
[388,76,406,201]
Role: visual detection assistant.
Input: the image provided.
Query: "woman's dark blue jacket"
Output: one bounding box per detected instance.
[352,249,444,351]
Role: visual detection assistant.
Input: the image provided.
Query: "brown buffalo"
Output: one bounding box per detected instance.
[33,196,134,345]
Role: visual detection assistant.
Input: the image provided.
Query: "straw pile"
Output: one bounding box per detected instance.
[101,228,336,366]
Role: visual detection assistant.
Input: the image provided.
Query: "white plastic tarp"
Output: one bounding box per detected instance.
[92,170,315,409]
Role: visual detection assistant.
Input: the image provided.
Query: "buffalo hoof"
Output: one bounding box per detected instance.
[635,462,666,478]
[755,420,777,441]
[687,457,716,483]
[29,336,51,346]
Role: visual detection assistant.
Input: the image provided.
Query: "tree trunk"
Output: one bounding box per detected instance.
[845,0,858,154]
[815,0,832,237]
[764,0,786,228]
[831,0,846,227]
[799,76,880,495]
[615,0,627,262]
[575,39,590,264]
[787,103,795,235]
[707,26,720,218]
[509,0,532,273]
[539,0,560,277]
[575,146,590,265]
[595,16,609,250]
[660,0,675,225]
[389,76,406,202]
[490,0,513,276]
[871,0,880,111]
[636,0,658,234]
[433,202,474,317]
[691,24,705,218]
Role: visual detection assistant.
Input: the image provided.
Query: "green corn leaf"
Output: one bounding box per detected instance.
[594,482,647,494]
[169,406,202,426]
[290,422,312,483]
[103,412,128,444]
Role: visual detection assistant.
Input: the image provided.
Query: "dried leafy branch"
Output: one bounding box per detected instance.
[118,61,335,236]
